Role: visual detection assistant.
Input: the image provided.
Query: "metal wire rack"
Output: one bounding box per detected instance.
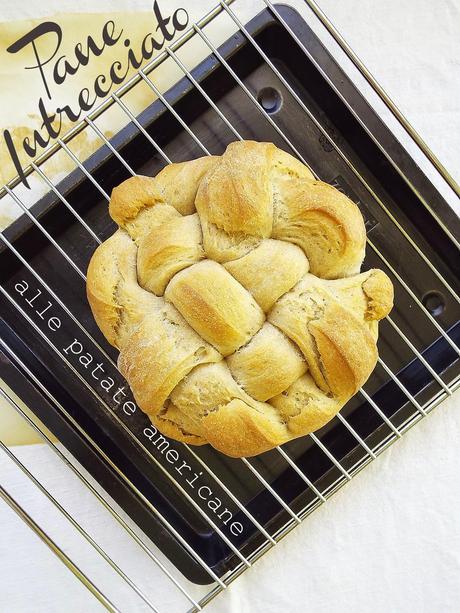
[1,0,459,610]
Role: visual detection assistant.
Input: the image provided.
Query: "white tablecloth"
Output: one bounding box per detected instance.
[1,0,459,611]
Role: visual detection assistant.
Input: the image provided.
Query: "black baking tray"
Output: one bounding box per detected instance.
[1,4,459,584]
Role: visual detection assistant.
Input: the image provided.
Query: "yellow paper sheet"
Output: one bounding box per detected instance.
[0,3,240,227]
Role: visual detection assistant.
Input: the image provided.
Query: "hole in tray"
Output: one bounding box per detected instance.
[422,290,446,316]
[257,86,282,113]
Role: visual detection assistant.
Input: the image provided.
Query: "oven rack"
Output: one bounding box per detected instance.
[1,1,459,611]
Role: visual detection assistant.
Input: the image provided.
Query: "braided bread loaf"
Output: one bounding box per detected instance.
[87,141,393,457]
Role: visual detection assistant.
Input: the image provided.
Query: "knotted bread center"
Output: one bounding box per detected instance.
[87,141,393,457]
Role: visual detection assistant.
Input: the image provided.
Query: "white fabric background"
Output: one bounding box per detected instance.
[1,0,459,612]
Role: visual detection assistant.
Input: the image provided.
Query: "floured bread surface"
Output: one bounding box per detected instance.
[87,141,394,457]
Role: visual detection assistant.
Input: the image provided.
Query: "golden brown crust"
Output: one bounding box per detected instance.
[86,140,394,457]
[201,399,289,458]
[150,409,207,446]
[223,239,309,312]
[137,213,205,295]
[86,232,125,348]
[154,156,219,215]
[269,374,341,437]
[86,229,159,348]
[309,302,377,398]
[109,175,164,227]
[117,305,221,415]
[362,269,394,320]
[196,141,275,237]
[272,179,366,278]
[226,323,307,401]
[164,260,265,356]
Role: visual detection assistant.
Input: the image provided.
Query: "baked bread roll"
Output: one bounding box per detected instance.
[87,141,393,457]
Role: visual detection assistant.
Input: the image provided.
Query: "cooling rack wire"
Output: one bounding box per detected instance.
[1,1,459,611]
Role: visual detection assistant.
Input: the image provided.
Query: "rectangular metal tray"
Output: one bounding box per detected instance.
[1,4,459,584]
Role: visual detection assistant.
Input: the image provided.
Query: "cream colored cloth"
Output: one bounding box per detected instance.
[1,394,459,612]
